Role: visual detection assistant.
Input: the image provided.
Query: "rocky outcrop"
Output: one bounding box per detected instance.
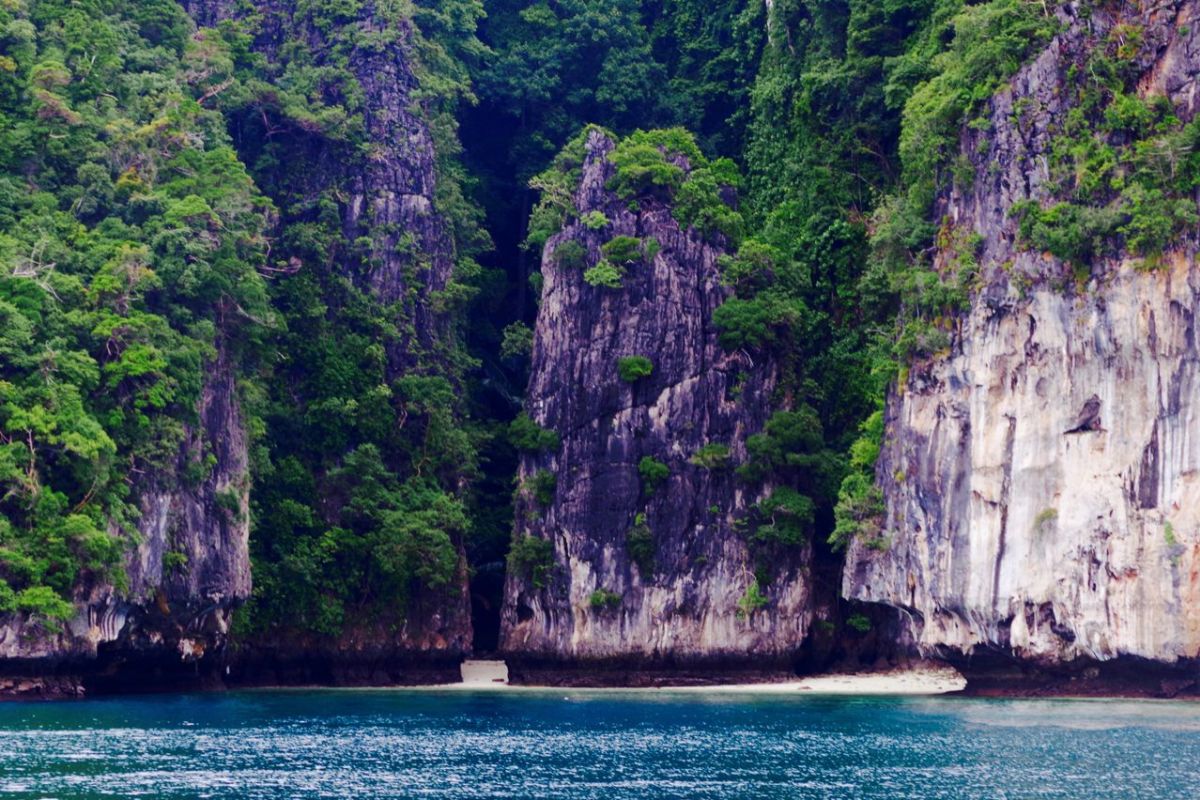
[181,0,473,679]
[0,342,250,696]
[499,131,808,681]
[844,1,1200,686]
[183,0,457,363]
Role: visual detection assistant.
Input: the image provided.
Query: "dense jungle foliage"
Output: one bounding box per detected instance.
[0,0,271,623]
[3,0,1165,641]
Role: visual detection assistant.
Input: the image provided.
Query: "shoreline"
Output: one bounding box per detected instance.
[246,660,1200,700]
[8,658,1200,700]
[367,663,970,696]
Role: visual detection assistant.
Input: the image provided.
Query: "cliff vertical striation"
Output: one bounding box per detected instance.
[180,0,473,682]
[499,130,810,682]
[844,1,1200,690]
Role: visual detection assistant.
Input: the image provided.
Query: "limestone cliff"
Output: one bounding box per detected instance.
[0,1,475,697]
[844,1,1200,687]
[182,0,457,362]
[499,131,809,681]
[0,341,251,697]
[181,0,472,681]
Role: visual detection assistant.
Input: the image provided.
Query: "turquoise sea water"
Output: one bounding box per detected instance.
[1,689,1198,798]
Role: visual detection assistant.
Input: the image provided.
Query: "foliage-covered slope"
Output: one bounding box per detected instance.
[0,0,270,629]
[6,0,1184,687]
[174,0,492,672]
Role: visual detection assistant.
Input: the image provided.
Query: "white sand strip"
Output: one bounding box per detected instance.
[426,662,965,695]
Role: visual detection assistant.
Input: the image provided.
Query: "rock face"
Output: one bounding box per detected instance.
[0,2,472,696]
[116,342,252,657]
[844,1,1200,682]
[499,131,809,680]
[182,0,472,681]
[0,343,250,696]
[182,0,457,364]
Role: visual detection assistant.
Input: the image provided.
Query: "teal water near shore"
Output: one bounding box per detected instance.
[2,689,1198,798]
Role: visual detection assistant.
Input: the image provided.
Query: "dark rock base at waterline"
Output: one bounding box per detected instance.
[502,654,804,688]
[0,653,227,701]
[222,651,462,690]
[0,651,465,700]
[952,652,1200,699]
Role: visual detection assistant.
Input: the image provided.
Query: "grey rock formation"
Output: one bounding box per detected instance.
[499,131,808,679]
[844,1,1200,676]
[0,342,250,691]
[182,0,473,677]
[183,0,457,364]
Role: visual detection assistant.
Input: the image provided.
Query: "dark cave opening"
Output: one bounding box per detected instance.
[793,507,908,675]
[469,564,505,654]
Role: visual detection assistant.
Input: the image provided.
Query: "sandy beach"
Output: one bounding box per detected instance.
[664,665,966,695]
[442,660,967,695]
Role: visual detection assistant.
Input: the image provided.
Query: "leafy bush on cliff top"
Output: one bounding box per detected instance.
[526,126,612,253]
[607,138,687,199]
[528,126,742,253]
[608,129,743,242]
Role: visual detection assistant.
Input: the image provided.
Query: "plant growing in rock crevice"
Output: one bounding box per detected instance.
[601,235,644,265]
[735,580,769,619]
[553,239,588,269]
[617,356,654,383]
[524,470,557,507]
[509,413,560,453]
[584,260,625,288]
[1033,507,1058,535]
[753,488,814,546]
[845,613,872,633]
[162,551,189,575]
[588,589,622,610]
[500,322,534,360]
[689,443,730,470]
[627,514,655,574]
[638,456,670,494]
[582,211,610,230]
[832,410,887,552]
[508,535,554,590]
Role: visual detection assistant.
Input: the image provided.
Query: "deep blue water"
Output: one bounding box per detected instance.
[1,689,1198,798]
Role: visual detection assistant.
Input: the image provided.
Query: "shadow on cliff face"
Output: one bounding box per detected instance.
[470,562,506,654]
[794,510,914,675]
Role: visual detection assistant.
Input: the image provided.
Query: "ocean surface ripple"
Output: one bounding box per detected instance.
[1,689,1198,798]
